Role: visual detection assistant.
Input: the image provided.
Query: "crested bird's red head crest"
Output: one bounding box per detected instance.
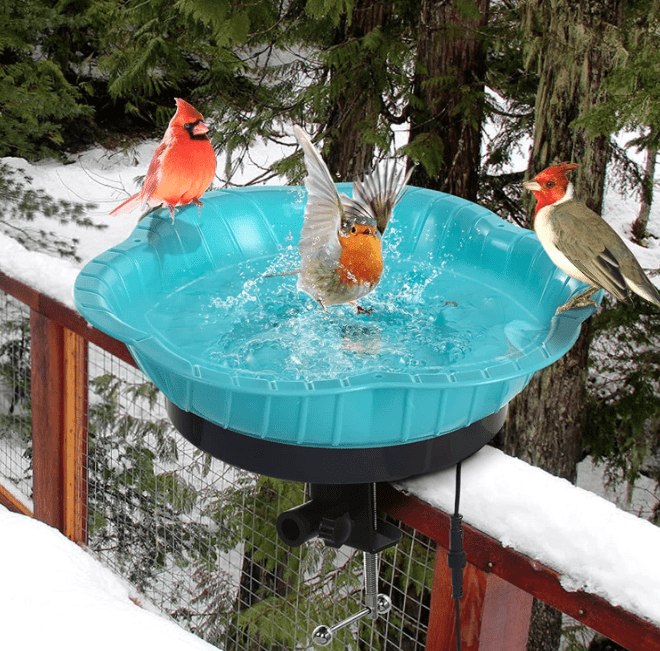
[536,162,578,185]
[524,161,578,213]
[174,98,205,123]
[172,98,210,138]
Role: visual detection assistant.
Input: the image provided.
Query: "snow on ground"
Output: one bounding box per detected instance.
[0,505,218,650]
[397,445,660,626]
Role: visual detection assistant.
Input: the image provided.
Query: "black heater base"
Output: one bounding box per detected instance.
[166,401,507,485]
[167,402,505,554]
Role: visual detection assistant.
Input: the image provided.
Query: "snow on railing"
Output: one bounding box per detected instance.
[2,267,660,650]
[380,448,660,649]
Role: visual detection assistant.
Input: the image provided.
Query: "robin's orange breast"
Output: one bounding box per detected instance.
[338,225,383,286]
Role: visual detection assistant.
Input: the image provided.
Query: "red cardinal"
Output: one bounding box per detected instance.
[110,98,216,223]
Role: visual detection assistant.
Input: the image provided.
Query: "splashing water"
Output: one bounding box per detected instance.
[146,248,550,383]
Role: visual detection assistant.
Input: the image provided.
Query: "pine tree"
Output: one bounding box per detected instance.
[0,0,93,159]
[201,0,418,183]
[478,0,537,222]
[576,1,660,243]
[316,0,415,179]
[632,140,657,244]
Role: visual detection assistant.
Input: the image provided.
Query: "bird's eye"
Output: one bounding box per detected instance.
[546,181,556,188]
[364,227,372,235]
[351,226,357,233]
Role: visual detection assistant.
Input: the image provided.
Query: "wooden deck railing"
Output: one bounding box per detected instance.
[1,268,658,651]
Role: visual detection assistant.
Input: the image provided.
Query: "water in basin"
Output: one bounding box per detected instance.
[145,241,549,383]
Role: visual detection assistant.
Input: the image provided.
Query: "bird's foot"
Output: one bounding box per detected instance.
[555,288,599,314]
[194,199,203,216]
[167,205,177,224]
[356,305,373,315]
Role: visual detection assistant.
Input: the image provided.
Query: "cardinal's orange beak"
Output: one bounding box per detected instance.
[192,120,210,137]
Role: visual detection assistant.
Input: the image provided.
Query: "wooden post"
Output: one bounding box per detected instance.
[63,327,88,543]
[30,310,88,542]
[477,574,533,650]
[426,549,533,651]
[426,552,487,650]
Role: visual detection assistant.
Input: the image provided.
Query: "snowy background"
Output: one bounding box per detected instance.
[1,129,659,646]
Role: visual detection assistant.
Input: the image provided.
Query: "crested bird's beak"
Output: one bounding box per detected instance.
[192,121,210,137]
[523,180,542,192]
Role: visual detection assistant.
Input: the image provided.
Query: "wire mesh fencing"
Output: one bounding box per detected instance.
[83,344,435,650]
[0,290,33,508]
[4,251,660,651]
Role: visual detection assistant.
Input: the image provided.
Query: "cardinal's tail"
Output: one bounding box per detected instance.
[109,193,142,217]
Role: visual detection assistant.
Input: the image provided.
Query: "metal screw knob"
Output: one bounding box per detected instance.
[312,625,333,646]
[377,594,392,615]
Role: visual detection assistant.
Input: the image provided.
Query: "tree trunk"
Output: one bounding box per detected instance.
[323,0,393,180]
[408,0,489,200]
[508,1,624,649]
[632,139,657,244]
[521,0,623,217]
[504,322,592,483]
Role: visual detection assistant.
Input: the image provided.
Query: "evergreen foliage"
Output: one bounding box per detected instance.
[86,372,235,604]
[0,312,30,445]
[478,0,537,221]
[0,0,94,158]
[576,1,660,152]
[585,297,660,488]
[210,476,364,650]
[199,0,419,183]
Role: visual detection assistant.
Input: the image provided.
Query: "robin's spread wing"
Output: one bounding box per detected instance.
[550,200,630,302]
[293,126,343,264]
[348,160,414,235]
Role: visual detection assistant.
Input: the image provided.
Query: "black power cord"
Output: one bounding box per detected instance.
[447,462,466,651]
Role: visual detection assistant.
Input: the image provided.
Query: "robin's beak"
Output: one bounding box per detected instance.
[523,180,542,192]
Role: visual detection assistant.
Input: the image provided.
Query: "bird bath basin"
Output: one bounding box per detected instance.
[74,184,594,483]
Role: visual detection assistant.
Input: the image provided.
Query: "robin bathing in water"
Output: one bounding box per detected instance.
[277,125,412,312]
